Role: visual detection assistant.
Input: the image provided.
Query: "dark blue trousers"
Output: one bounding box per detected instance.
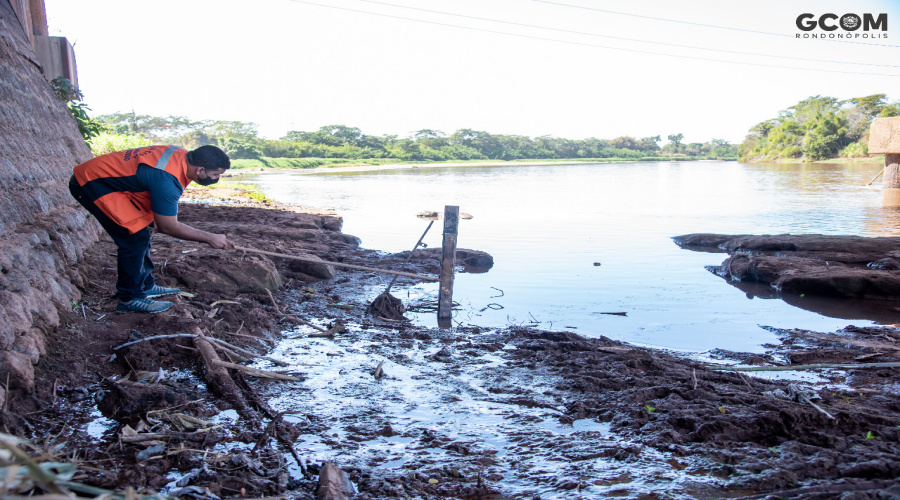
[69,176,155,301]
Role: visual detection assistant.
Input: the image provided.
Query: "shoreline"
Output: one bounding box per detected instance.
[224,156,884,178]
[225,157,738,176]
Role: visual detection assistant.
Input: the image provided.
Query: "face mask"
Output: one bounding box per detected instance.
[196,169,219,186]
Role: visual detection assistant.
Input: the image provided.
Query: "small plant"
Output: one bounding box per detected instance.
[865,431,877,440]
[644,405,655,413]
[50,77,106,142]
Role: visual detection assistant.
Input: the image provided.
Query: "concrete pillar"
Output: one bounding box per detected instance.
[30,0,48,37]
[869,117,900,189]
[882,154,900,190]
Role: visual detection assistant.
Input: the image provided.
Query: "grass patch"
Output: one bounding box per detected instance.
[183,181,272,203]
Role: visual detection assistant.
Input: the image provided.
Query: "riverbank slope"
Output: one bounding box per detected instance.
[6,189,900,499]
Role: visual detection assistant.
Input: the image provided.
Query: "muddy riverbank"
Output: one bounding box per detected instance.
[7,192,900,499]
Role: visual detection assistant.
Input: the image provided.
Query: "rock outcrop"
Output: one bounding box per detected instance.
[674,233,900,299]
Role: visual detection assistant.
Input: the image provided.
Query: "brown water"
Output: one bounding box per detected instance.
[244,160,900,353]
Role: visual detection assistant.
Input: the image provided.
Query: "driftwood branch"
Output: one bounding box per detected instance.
[206,336,288,367]
[710,362,900,372]
[277,313,346,337]
[210,359,303,382]
[119,429,221,444]
[114,332,288,367]
[265,288,283,314]
[235,245,439,282]
[113,333,197,351]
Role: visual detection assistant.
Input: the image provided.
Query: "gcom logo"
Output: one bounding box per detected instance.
[796,13,888,38]
[796,13,887,31]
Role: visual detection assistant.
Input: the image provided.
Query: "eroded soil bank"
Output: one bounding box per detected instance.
[6,196,900,499]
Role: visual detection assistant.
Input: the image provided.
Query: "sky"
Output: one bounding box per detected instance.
[43,0,899,145]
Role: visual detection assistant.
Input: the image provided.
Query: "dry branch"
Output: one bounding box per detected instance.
[207,337,288,366]
[235,245,438,282]
[210,359,302,382]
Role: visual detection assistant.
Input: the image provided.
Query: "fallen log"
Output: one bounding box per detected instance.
[193,329,259,424]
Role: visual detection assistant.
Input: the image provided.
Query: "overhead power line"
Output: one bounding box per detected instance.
[532,0,899,48]
[356,0,900,68]
[285,0,900,77]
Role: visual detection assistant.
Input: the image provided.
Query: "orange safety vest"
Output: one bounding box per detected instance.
[73,145,190,234]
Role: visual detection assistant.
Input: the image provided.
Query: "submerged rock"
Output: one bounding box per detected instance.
[675,233,900,300]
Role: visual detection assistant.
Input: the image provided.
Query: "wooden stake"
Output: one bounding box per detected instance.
[437,205,459,328]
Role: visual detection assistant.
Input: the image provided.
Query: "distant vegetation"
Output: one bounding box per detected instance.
[94,112,738,166]
[739,93,899,162]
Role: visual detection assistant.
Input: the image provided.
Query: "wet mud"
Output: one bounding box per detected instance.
[7,193,900,499]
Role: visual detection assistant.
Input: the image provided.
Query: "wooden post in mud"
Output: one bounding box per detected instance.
[437,205,459,328]
[868,117,900,190]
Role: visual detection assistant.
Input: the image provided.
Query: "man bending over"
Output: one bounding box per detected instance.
[69,145,234,313]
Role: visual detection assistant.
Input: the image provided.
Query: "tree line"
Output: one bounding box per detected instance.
[739,93,899,162]
[95,112,737,162]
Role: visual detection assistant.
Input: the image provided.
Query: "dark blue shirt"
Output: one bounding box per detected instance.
[135,163,183,216]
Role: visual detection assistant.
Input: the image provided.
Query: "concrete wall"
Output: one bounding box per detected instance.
[0,0,99,400]
[9,0,78,85]
[34,35,78,87]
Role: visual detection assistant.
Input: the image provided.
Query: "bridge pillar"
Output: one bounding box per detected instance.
[869,117,900,189]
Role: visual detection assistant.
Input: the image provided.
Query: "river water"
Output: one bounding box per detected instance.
[240,160,900,354]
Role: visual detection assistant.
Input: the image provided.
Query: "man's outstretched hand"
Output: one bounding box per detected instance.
[207,233,235,249]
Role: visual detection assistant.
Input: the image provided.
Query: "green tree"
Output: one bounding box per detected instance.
[414,129,449,149]
[846,94,887,118]
[879,103,900,117]
[738,94,884,162]
[220,137,262,159]
[449,129,503,159]
[96,112,196,140]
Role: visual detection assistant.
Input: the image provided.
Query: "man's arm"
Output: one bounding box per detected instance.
[154,214,234,249]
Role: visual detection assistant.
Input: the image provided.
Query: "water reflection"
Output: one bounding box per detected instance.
[241,160,894,352]
[859,189,900,236]
[719,273,900,325]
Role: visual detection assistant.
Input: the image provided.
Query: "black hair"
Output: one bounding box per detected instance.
[186,145,230,171]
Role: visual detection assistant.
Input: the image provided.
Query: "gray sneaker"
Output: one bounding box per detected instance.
[145,284,182,297]
[117,297,173,313]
